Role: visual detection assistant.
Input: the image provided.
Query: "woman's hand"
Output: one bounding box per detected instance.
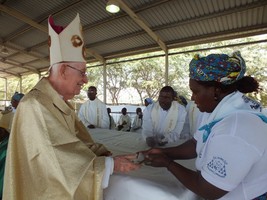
[144,152,172,168]
[141,147,163,156]
[138,148,171,167]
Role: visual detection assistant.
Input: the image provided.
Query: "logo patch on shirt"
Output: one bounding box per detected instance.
[242,95,261,110]
[207,156,227,178]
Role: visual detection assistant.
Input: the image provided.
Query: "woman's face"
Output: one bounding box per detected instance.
[189,79,218,113]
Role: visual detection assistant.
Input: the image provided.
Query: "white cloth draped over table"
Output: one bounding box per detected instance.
[90,128,202,200]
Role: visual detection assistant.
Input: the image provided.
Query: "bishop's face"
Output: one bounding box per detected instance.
[62,62,88,100]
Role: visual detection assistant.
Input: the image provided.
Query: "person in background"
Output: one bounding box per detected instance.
[10,92,24,111]
[3,14,139,200]
[0,92,24,132]
[0,106,12,132]
[142,86,188,147]
[117,107,131,131]
[185,100,208,138]
[178,95,188,107]
[130,107,143,133]
[78,86,110,129]
[144,98,153,107]
[0,127,9,200]
[174,92,188,107]
[0,92,24,199]
[140,52,267,199]
[107,107,116,130]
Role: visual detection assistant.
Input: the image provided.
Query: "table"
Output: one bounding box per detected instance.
[89,128,202,200]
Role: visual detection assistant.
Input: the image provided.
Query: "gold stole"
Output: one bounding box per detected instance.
[151,101,179,134]
[188,101,197,134]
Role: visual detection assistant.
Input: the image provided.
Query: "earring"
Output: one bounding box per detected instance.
[214,96,218,101]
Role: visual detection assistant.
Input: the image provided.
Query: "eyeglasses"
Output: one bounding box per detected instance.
[66,65,88,77]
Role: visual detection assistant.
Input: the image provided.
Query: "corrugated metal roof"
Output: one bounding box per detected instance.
[0,0,266,78]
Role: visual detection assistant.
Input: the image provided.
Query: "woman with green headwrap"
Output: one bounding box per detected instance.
[139,51,267,199]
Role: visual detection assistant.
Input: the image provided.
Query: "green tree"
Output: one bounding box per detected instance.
[128,57,165,104]
[169,53,193,100]
[0,36,266,107]
[106,63,128,104]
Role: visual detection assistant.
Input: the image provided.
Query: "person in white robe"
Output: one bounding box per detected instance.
[185,100,209,138]
[142,86,188,147]
[78,86,110,129]
[117,107,131,131]
[144,98,153,107]
[107,107,116,129]
[130,107,143,133]
[2,14,139,200]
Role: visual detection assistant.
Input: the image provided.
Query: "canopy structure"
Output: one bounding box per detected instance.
[0,0,266,79]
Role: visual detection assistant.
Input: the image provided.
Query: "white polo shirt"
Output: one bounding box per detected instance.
[194,112,267,199]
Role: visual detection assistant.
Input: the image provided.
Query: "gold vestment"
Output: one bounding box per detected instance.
[3,78,108,200]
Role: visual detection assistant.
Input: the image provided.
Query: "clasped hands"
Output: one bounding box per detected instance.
[114,148,172,173]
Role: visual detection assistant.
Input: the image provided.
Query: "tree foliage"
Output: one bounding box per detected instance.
[105,63,128,105]
[127,57,166,103]
[0,36,266,107]
[84,40,267,106]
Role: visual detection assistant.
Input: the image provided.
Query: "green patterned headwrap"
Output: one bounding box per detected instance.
[189,51,246,85]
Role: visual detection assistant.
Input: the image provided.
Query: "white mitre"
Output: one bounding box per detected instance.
[48,14,86,66]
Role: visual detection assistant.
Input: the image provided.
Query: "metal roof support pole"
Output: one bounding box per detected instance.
[165,51,169,85]
[103,61,107,104]
[20,76,22,93]
[5,78,7,106]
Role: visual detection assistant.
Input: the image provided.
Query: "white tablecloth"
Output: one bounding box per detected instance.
[89,128,201,200]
